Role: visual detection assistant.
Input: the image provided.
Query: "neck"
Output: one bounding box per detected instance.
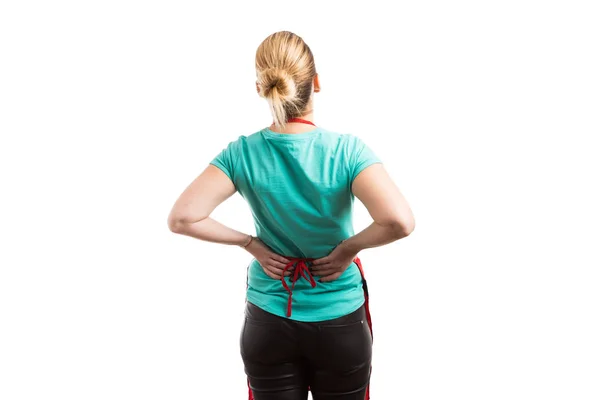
[270,110,316,134]
[295,110,314,122]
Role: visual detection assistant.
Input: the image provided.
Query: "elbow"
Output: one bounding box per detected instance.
[390,217,415,239]
[168,215,184,233]
[167,210,188,233]
[167,209,208,233]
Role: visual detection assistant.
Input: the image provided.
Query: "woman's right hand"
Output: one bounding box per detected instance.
[245,237,292,280]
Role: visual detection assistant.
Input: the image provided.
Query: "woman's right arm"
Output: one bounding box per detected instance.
[343,162,415,253]
[310,163,415,281]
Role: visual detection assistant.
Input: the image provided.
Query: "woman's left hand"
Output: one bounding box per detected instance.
[245,237,292,280]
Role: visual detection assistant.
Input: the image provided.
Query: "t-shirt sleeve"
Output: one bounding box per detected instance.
[349,135,382,183]
[209,139,239,183]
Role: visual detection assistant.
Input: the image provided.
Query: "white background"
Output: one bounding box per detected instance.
[1,1,599,399]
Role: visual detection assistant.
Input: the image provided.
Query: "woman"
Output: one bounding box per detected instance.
[168,31,415,400]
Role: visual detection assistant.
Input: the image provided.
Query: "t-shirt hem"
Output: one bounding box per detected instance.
[209,161,233,181]
[353,160,383,182]
[246,293,366,323]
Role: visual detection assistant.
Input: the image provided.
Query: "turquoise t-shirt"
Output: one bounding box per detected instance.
[210,125,382,322]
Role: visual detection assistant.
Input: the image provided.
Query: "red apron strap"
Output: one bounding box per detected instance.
[354,257,373,399]
[354,257,373,340]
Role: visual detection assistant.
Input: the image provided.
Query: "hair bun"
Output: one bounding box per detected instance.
[255,31,316,130]
[258,68,296,101]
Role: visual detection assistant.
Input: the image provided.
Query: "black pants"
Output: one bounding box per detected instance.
[240,301,373,400]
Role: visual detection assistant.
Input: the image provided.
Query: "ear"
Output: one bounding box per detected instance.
[256,81,260,94]
[313,74,321,93]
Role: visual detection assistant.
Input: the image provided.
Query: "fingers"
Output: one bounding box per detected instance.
[319,271,343,282]
[263,265,290,279]
[261,258,292,280]
[261,259,342,282]
[310,259,332,269]
[271,254,291,264]
[262,268,280,280]
[311,256,330,266]
[271,264,292,277]
[311,266,338,277]
[268,257,291,272]
[309,261,332,273]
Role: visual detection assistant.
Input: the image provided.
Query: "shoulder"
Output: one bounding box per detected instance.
[218,129,262,151]
[318,127,362,142]
[312,127,355,147]
[340,132,367,149]
[318,128,367,155]
[227,128,270,146]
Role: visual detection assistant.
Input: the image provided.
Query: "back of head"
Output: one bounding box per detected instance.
[255,31,317,130]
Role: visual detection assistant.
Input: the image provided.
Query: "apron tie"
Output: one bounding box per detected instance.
[280,257,316,317]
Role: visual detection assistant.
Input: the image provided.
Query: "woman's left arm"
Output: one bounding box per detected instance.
[167,164,249,246]
[168,164,291,279]
[167,164,292,278]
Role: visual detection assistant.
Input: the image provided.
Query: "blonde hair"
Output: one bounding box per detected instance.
[255,31,317,130]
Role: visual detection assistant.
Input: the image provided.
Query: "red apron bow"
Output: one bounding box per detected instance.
[280,257,317,317]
